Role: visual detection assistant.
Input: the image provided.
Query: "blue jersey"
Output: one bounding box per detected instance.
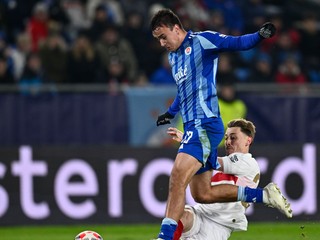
[167,30,261,123]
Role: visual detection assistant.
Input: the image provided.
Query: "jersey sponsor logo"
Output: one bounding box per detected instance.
[219,33,227,38]
[185,46,192,55]
[174,65,188,83]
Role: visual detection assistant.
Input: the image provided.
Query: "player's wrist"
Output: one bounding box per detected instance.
[156,112,174,126]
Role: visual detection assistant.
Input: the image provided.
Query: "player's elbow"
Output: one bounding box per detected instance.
[192,194,212,203]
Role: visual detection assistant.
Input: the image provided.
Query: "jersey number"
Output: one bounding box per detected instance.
[182,131,193,144]
[180,131,193,149]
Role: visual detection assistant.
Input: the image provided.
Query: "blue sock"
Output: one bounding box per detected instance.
[158,218,177,240]
[237,186,263,203]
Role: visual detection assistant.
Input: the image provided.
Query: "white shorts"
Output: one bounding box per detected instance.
[181,206,232,240]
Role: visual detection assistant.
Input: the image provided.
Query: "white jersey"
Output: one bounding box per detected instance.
[182,153,260,239]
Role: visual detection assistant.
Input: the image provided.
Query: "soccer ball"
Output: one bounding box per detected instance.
[75,230,103,240]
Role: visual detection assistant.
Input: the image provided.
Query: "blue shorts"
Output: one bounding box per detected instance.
[178,117,224,174]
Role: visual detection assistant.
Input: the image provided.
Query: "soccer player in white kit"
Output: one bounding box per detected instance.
[168,119,260,240]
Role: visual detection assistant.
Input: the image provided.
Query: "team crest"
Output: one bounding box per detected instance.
[185,46,192,55]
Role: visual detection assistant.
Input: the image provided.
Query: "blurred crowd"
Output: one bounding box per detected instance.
[0,0,319,91]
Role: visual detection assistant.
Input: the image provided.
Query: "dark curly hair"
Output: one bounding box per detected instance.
[150,8,184,31]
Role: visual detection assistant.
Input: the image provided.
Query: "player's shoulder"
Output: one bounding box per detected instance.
[228,152,256,163]
[192,30,227,39]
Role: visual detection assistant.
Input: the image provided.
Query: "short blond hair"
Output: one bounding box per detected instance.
[227,118,256,141]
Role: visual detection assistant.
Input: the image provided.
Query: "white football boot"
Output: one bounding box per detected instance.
[263,182,293,218]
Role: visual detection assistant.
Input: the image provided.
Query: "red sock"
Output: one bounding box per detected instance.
[173,220,184,240]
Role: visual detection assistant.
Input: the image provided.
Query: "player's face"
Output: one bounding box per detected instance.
[152,25,181,52]
[224,127,252,155]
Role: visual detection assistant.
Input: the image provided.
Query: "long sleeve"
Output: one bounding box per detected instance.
[200,31,262,52]
[168,94,180,116]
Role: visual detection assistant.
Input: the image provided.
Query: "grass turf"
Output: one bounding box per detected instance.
[0,222,319,240]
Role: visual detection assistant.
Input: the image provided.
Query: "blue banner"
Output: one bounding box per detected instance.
[124,86,181,146]
[0,92,128,146]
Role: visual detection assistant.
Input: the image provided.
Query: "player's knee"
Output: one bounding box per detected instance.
[181,208,194,232]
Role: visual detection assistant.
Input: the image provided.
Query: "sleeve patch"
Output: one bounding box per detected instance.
[229,154,239,163]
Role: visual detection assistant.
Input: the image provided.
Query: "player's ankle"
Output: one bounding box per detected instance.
[158,218,178,240]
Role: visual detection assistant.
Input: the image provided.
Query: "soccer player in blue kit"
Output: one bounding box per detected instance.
[151,9,292,240]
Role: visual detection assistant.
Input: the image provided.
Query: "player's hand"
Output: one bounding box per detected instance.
[156,112,174,126]
[167,127,183,142]
[258,22,276,39]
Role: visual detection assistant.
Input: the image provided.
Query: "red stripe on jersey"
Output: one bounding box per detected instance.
[211,172,238,184]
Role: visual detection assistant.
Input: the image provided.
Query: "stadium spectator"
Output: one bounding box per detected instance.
[142,3,169,78]
[282,0,320,24]
[149,52,175,85]
[66,32,101,83]
[216,53,240,83]
[87,4,115,43]
[26,2,50,52]
[297,12,320,83]
[104,57,129,87]
[270,30,301,72]
[240,0,267,34]
[123,11,150,74]
[48,0,71,28]
[19,52,43,95]
[86,0,125,26]
[206,9,229,34]
[275,55,308,84]
[203,0,244,34]
[39,33,68,83]
[9,32,32,81]
[119,0,150,25]
[247,53,274,83]
[261,13,300,57]
[0,55,14,84]
[0,31,14,76]
[47,0,72,42]
[218,82,247,146]
[95,24,138,83]
[167,119,259,240]
[51,0,92,44]
[173,0,210,30]
[0,0,37,45]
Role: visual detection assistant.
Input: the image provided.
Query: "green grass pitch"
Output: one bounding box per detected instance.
[0,222,319,240]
